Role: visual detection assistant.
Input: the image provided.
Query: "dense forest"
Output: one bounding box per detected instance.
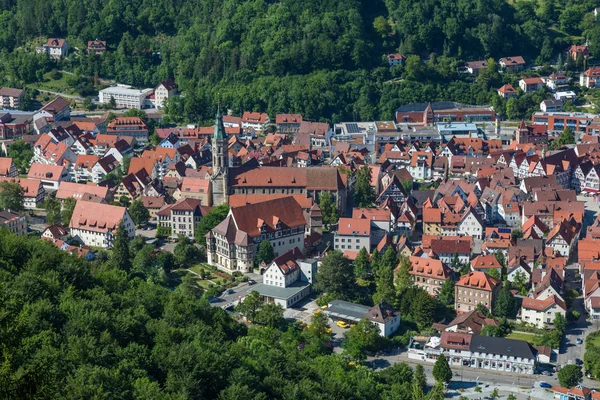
[1,0,600,122]
[0,227,440,399]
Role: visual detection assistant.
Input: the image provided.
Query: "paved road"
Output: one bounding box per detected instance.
[211,273,263,309]
[32,88,86,102]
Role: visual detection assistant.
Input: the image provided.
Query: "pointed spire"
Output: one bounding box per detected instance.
[214,100,226,141]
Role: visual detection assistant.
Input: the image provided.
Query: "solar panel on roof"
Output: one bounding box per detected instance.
[346,123,360,134]
[498,228,511,234]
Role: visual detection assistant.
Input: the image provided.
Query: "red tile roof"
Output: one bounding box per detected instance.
[522,295,566,312]
[56,182,108,200]
[27,163,66,181]
[228,196,306,238]
[276,114,303,124]
[69,201,127,233]
[456,271,501,291]
[407,256,453,279]
[338,217,371,236]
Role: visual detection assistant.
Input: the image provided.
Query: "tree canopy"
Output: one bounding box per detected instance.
[558,364,583,388]
[0,181,24,211]
[0,225,435,399]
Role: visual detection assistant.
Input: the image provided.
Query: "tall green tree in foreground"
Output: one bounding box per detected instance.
[558,364,583,388]
[433,354,452,384]
[438,278,455,306]
[61,198,77,224]
[255,240,275,266]
[43,197,62,224]
[342,318,381,362]
[315,250,356,298]
[129,199,150,226]
[0,181,24,211]
[111,221,132,271]
[354,247,371,279]
[196,203,230,243]
[354,166,375,207]
[319,191,339,230]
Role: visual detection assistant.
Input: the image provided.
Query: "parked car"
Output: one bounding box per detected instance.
[576,338,583,344]
[248,279,256,285]
[576,359,583,366]
[539,382,552,389]
[336,321,349,329]
[225,289,234,295]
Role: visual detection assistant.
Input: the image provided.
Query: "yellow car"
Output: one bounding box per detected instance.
[336,321,349,329]
[321,305,328,310]
[327,328,333,334]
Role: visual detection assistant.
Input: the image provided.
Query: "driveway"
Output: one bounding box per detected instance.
[211,276,264,309]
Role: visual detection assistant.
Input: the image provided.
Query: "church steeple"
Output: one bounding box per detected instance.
[210,102,229,206]
[214,104,226,140]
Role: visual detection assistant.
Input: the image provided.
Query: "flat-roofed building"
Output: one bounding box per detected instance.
[99,85,153,109]
[324,300,400,337]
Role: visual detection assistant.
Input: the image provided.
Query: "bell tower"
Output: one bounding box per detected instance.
[210,105,228,205]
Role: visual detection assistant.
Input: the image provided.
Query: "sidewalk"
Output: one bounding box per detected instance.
[449,385,554,400]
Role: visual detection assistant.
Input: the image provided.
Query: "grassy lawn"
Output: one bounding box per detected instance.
[31,71,82,99]
[188,264,206,276]
[507,331,542,345]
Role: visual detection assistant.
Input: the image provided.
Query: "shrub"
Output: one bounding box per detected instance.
[49,70,62,80]
[567,311,580,322]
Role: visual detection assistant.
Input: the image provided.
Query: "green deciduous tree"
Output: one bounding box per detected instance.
[438,278,455,306]
[315,250,357,298]
[319,191,339,230]
[558,364,583,388]
[7,141,33,173]
[353,247,371,279]
[354,166,375,207]
[0,181,24,211]
[255,302,284,328]
[342,318,381,362]
[307,309,331,346]
[235,290,262,321]
[493,285,517,318]
[494,251,506,268]
[61,198,77,224]
[174,235,203,268]
[432,354,452,384]
[196,203,230,244]
[111,221,132,271]
[373,263,395,305]
[43,197,62,224]
[255,240,274,266]
[128,199,150,226]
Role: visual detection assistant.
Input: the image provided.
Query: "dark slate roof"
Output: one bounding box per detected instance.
[395,101,461,113]
[469,335,537,360]
[411,190,435,207]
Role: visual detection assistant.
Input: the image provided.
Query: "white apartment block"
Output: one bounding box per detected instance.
[99,85,153,109]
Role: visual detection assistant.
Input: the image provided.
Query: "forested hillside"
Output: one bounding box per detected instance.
[0,227,432,399]
[1,0,600,121]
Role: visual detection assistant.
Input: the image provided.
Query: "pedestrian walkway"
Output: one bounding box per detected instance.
[449,384,553,399]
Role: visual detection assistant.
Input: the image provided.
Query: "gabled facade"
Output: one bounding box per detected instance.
[206,197,306,273]
[69,201,134,248]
